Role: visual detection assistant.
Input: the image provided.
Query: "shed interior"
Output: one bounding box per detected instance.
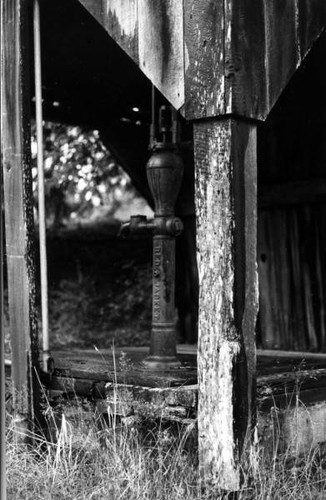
[33,0,326,353]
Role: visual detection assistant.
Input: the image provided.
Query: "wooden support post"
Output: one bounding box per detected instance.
[1,0,42,439]
[194,118,258,491]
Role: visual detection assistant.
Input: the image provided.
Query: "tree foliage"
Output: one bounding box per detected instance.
[31,121,135,228]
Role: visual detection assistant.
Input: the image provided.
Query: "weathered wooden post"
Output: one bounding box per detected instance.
[185,2,259,491]
[194,119,258,490]
[1,0,42,440]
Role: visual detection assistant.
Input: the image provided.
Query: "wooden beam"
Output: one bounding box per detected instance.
[104,0,139,63]
[232,0,326,119]
[78,0,184,111]
[185,0,326,121]
[194,119,258,490]
[1,0,41,438]
[258,179,326,208]
[184,0,229,119]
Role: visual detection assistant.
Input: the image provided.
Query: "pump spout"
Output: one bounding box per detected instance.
[118,221,131,238]
[119,215,156,238]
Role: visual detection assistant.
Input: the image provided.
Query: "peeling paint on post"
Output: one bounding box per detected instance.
[194,119,258,491]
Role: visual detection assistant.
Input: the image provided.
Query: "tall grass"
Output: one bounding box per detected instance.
[5,394,326,500]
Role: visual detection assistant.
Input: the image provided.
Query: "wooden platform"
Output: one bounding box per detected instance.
[6,346,326,453]
[42,346,326,406]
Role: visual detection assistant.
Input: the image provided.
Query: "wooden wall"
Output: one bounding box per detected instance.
[257,32,326,352]
[258,205,326,351]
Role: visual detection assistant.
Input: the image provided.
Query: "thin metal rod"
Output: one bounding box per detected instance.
[33,0,50,372]
[0,119,6,500]
[150,84,155,147]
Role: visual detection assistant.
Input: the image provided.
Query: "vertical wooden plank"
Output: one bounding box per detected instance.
[263,0,297,113]
[184,0,226,119]
[79,0,139,63]
[104,0,139,63]
[138,0,184,110]
[301,207,318,350]
[77,0,105,26]
[1,0,41,436]
[194,118,258,490]
[289,209,306,350]
[297,0,326,60]
[231,0,266,118]
[315,207,326,350]
[257,210,275,349]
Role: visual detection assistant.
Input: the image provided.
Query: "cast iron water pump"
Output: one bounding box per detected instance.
[120,105,184,369]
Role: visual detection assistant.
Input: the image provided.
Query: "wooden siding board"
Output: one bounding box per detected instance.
[298,0,326,60]
[231,0,326,119]
[231,0,266,118]
[78,0,105,25]
[104,0,139,63]
[184,0,226,119]
[138,0,184,110]
[78,0,326,120]
[263,0,298,114]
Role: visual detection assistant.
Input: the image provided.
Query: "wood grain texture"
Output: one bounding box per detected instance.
[185,0,326,120]
[78,0,105,25]
[232,0,326,119]
[104,0,138,63]
[41,348,326,459]
[259,179,326,208]
[184,0,226,118]
[78,0,326,120]
[262,0,297,115]
[138,0,184,110]
[194,119,258,490]
[297,0,326,59]
[230,0,266,118]
[1,0,40,433]
[51,348,197,388]
[257,205,326,353]
[78,0,184,110]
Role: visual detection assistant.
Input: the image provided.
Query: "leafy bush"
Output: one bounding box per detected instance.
[31,121,137,228]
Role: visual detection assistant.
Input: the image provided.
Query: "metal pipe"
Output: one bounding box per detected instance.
[33,0,50,372]
[0,112,6,500]
[150,84,155,148]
